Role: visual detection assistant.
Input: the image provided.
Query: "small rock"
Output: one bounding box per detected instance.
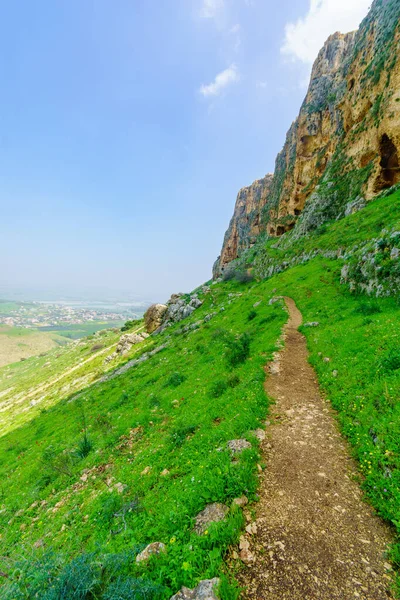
[251,428,266,441]
[194,503,229,534]
[239,536,254,563]
[245,522,257,535]
[170,578,220,600]
[227,439,251,455]
[253,301,261,308]
[303,322,319,327]
[332,370,338,377]
[141,466,151,475]
[160,469,170,476]
[323,357,330,363]
[114,482,127,494]
[232,495,248,507]
[136,542,166,563]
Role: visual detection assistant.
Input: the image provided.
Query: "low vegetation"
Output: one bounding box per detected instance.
[1,186,400,597]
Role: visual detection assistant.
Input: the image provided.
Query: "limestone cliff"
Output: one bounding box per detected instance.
[213,174,273,277]
[214,0,400,276]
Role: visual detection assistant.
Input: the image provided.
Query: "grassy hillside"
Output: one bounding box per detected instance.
[0,187,400,598]
[0,326,67,368]
[0,283,286,599]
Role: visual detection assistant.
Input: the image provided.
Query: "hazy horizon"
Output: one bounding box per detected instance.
[1,0,371,300]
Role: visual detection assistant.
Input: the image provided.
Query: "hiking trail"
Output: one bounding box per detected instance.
[238,297,393,599]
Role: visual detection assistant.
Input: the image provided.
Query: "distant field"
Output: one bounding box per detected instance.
[0,300,21,314]
[39,320,125,339]
[0,325,68,367]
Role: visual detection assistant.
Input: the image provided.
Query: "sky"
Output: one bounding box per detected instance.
[0,0,371,302]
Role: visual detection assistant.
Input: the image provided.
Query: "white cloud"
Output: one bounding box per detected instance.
[229,23,241,34]
[199,64,240,97]
[281,0,371,64]
[200,0,224,19]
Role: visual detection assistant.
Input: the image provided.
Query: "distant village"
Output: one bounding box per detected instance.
[0,302,140,329]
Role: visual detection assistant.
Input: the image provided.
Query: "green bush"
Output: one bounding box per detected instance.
[379,348,400,373]
[225,333,251,367]
[355,302,382,315]
[247,310,257,321]
[103,577,164,600]
[75,433,94,459]
[166,372,186,387]
[227,374,240,388]
[209,379,228,398]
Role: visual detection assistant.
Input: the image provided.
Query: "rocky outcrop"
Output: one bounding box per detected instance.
[145,292,205,335]
[214,0,400,276]
[213,174,273,276]
[144,304,168,333]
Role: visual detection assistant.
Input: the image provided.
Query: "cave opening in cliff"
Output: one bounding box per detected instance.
[294,209,301,216]
[276,226,285,236]
[374,134,400,191]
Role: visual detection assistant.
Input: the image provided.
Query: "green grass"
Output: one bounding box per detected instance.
[0,282,286,599]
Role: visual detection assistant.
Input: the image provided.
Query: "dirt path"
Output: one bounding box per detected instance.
[238,297,393,599]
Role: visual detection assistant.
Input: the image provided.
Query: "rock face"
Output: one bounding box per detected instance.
[144,293,204,334]
[213,174,273,276]
[144,303,168,333]
[214,0,400,276]
[170,578,220,600]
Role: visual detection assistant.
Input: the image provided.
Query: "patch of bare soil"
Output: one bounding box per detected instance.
[238,297,393,599]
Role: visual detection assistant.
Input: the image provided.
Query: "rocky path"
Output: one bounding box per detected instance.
[238,297,393,599]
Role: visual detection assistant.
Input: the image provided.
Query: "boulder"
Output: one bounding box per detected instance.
[194,503,229,534]
[170,578,220,600]
[136,542,166,563]
[144,304,168,333]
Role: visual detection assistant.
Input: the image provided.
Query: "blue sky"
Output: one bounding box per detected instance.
[1,0,370,301]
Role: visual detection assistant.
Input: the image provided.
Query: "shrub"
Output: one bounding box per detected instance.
[170,425,197,447]
[355,302,382,315]
[103,577,164,600]
[166,372,186,387]
[225,333,251,367]
[210,379,228,398]
[235,270,254,284]
[247,310,257,321]
[227,374,240,388]
[49,553,100,600]
[90,343,104,353]
[75,433,94,459]
[121,320,138,332]
[259,313,278,325]
[222,267,236,281]
[379,348,400,373]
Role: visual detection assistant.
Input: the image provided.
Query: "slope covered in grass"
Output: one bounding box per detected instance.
[0,283,286,599]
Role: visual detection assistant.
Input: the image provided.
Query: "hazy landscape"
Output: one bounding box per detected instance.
[1,0,400,599]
